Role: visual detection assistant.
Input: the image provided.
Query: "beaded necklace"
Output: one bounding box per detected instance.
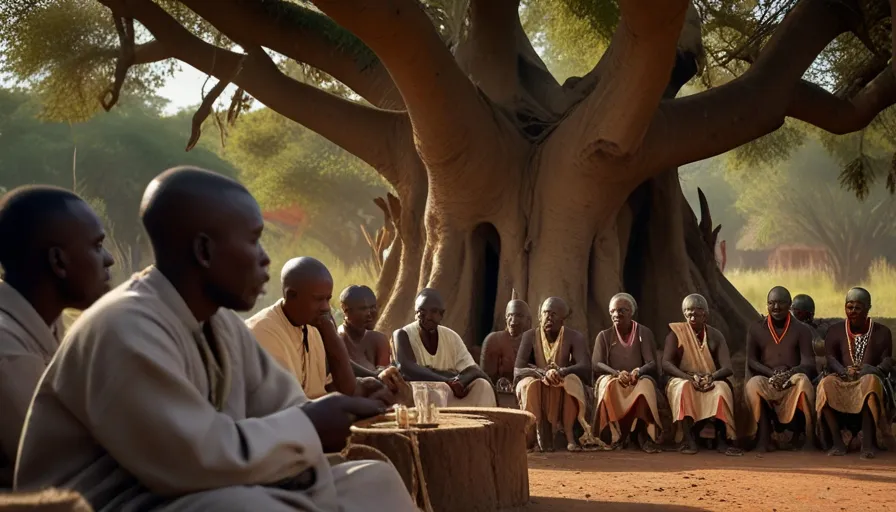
[845,318,873,366]
[614,321,639,348]
[766,314,791,345]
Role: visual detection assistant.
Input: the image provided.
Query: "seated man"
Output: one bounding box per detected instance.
[592,293,662,453]
[816,287,894,459]
[338,285,411,404]
[480,294,531,393]
[792,293,826,358]
[246,257,358,400]
[662,294,742,456]
[745,286,816,452]
[15,167,416,510]
[515,297,601,452]
[0,186,113,488]
[393,288,496,407]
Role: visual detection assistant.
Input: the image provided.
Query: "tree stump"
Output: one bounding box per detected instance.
[440,407,534,510]
[350,414,501,511]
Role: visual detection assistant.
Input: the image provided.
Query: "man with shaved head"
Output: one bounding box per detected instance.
[816,287,894,459]
[15,167,416,510]
[338,285,411,405]
[480,292,532,393]
[246,256,356,399]
[0,185,113,488]
[515,297,601,452]
[662,294,741,456]
[744,286,816,452]
[592,293,662,453]
[393,288,496,407]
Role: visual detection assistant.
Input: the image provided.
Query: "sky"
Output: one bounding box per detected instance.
[157,63,239,115]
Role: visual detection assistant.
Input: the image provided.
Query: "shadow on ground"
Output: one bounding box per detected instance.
[522,497,710,511]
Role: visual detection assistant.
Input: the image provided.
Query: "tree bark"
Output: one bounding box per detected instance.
[92,0,896,356]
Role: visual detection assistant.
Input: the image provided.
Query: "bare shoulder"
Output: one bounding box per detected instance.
[482,330,505,349]
[366,329,390,344]
[707,325,727,346]
[790,319,813,337]
[520,329,536,345]
[873,322,893,340]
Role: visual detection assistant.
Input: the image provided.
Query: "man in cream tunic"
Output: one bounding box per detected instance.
[393,289,496,407]
[247,257,356,400]
[0,186,113,488]
[14,167,416,511]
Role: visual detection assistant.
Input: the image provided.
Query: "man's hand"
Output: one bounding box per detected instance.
[496,377,513,393]
[630,367,640,383]
[310,311,337,332]
[690,374,703,391]
[378,366,403,393]
[846,365,861,381]
[544,369,562,387]
[301,394,386,452]
[617,370,632,387]
[447,378,468,398]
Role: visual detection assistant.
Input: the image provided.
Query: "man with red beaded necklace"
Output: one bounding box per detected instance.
[744,286,817,452]
[817,287,894,459]
[592,293,662,453]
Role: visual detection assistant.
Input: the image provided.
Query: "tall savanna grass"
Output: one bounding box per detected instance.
[726,259,896,318]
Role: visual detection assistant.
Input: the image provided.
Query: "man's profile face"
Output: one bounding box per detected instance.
[204,193,271,312]
[286,278,334,326]
[54,200,115,310]
[791,307,813,323]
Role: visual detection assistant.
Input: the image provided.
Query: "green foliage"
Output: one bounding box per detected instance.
[223,108,391,265]
[732,136,896,258]
[0,0,173,122]
[0,87,236,259]
[521,0,610,81]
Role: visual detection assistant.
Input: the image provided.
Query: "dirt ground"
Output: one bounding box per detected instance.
[523,450,896,511]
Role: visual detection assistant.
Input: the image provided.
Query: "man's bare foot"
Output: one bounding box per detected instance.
[860,450,876,460]
[827,446,847,456]
[679,443,698,455]
[567,442,582,452]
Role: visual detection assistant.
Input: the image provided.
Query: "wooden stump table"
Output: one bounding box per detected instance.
[347,408,533,512]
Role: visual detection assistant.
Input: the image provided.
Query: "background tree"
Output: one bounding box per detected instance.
[224,107,392,266]
[734,134,896,286]
[3,0,894,352]
[0,86,235,274]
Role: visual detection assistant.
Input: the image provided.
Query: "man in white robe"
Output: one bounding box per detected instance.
[393,288,496,407]
[14,167,416,511]
[0,186,113,488]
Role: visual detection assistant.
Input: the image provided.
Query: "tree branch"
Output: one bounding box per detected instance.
[639,0,860,175]
[178,0,404,109]
[787,68,896,134]
[561,0,690,161]
[107,0,404,177]
[309,0,499,169]
[98,15,136,111]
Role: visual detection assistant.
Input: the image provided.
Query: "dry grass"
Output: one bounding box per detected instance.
[725,259,896,318]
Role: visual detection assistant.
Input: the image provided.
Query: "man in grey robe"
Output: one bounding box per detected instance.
[15,167,416,511]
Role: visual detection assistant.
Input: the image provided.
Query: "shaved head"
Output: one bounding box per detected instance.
[281,257,332,293]
[792,294,815,313]
[415,288,445,333]
[846,287,871,307]
[0,185,114,311]
[540,296,570,335]
[280,257,334,326]
[139,166,270,314]
[505,298,531,337]
[340,285,377,330]
[766,286,792,322]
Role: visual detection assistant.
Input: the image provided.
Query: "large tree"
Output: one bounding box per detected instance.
[4,0,895,351]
